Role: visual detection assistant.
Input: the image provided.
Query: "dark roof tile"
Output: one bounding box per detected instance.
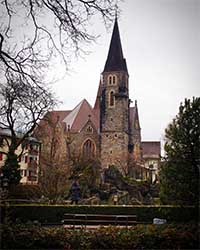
[103,19,128,73]
[142,141,161,156]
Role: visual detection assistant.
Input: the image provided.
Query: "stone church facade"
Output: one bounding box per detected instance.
[37,19,160,181]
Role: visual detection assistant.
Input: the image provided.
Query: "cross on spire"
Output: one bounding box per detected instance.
[115,3,119,20]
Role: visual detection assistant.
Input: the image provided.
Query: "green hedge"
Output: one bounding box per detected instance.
[1,223,199,249]
[0,205,198,224]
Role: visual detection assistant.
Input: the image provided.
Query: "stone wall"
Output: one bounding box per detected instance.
[67,120,100,160]
[101,131,129,170]
[100,71,130,171]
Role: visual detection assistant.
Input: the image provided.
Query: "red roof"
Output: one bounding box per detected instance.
[45,99,99,133]
[43,98,140,135]
[142,141,161,157]
[50,110,71,122]
[64,99,98,132]
[93,79,103,110]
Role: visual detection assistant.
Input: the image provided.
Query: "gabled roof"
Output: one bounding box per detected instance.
[142,141,161,157]
[94,79,103,110]
[103,18,128,73]
[49,110,71,122]
[129,101,141,131]
[63,99,99,132]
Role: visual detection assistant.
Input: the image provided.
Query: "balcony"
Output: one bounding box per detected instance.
[28,149,39,156]
[27,176,37,182]
[28,160,38,168]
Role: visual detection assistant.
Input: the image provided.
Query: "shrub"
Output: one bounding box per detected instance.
[0,224,199,249]
[0,205,198,224]
[8,184,41,200]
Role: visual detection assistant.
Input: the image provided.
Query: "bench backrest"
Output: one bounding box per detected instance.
[63,214,137,225]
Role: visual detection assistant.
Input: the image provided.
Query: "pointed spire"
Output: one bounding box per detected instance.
[103,18,128,73]
[115,3,119,20]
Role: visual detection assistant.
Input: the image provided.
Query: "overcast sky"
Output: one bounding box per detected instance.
[52,0,200,146]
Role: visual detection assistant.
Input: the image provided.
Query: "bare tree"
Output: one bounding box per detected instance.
[0,76,55,147]
[35,113,70,203]
[0,75,55,186]
[0,0,118,81]
[0,0,119,186]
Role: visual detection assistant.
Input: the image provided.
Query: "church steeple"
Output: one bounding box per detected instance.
[103,18,128,73]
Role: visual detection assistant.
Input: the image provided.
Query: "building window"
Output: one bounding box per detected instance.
[0,153,3,161]
[113,75,116,84]
[109,91,115,107]
[25,156,28,163]
[82,139,95,159]
[108,75,117,85]
[24,170,27,177]
[86,125,93,133]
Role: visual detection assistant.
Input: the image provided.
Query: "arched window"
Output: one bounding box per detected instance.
[86,125,93,133]
[108,75,117,85]
[82,139,95,159]
[113,75,116,84]
[109,91,115,107]
[109,75,112,85]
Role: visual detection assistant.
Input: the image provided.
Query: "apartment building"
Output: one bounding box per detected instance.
[0,129,40,185]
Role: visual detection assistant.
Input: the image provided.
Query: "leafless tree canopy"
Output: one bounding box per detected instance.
[0,75,55,150]
[0,0,118,153]
[36,113,70,202]
[0,0,118,82]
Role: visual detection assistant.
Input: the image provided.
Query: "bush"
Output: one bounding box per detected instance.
[8,184,41,200]
[0,204,198,224]
[1,223,199,249]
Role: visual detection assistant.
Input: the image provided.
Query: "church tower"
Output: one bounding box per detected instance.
[100,18,130,171]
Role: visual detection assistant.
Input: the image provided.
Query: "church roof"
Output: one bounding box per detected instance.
[50,110,71,122]
[129,101,141,131]
[93,79,103,111]
[103,18,128,73]
[142,141,161,158]
[63,99,99,132]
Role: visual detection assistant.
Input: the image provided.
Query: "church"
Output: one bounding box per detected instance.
[38,18,160,182]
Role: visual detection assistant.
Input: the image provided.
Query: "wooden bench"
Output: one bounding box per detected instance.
[62,213,137,228]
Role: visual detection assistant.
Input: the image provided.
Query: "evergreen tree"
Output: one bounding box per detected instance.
[1,152,21,187]
[160,97,200,205]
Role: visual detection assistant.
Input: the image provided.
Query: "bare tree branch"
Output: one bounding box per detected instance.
[0,0,118,78]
